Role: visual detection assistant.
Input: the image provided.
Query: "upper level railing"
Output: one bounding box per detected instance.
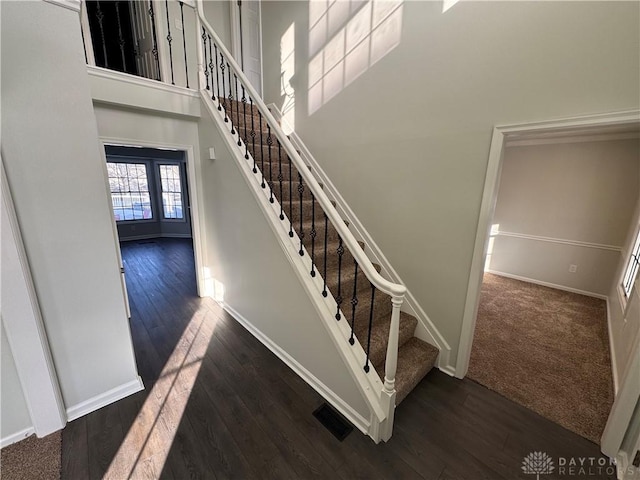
[80,0,196,89]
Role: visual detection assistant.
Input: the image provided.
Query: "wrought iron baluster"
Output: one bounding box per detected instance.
[335,237,344,319]
[235,75,242,146]
[220,55,227,121]
[148,2,161,80]
[250,99,257,173]
[201,28,208,89]
[267,125,274,202]
[207,35,214,97]
[278,140,284,220]
[259,111,265,187]
[310,195,317,277]
[179,1,189,88]
[164,1,175,84]
[215,45,222,110]
[289,156,294,237]
[349,262,359,344]
[227,62,235,134]
[298,174,305,256]
[322,213,328,297]
[364,284,376,372]
[95,1,108,68]
[115,2,127,71]
[242,86,249,158]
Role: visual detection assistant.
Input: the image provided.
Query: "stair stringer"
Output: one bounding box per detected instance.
[201,91,392,442]
[268,104,453,374]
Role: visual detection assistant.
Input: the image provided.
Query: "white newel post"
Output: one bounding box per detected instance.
[380,294,403,441]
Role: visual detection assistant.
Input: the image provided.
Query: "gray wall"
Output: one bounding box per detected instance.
[260,0,640,367]
[1,324,32,441]
[203,0,231,49]
[1,1,140,410]
[489,138,640,296]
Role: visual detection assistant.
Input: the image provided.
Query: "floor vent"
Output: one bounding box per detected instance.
[312,403,353,441]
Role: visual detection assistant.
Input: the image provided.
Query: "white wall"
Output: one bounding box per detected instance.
[260,0,640,367]
[488,139,640,297]
[1,2,140,410]
[203,0,232,49]
[1,324,32,442]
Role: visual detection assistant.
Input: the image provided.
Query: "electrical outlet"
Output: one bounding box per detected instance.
[175,18,183,31]
[569,264,578,273]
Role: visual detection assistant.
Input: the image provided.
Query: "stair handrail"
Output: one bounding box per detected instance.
[195,4,405,300]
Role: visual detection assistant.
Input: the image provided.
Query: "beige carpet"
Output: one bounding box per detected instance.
[468,273,614,443]
[0,432,61,480]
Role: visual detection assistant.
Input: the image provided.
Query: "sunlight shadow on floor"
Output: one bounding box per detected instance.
[104,310,215,479]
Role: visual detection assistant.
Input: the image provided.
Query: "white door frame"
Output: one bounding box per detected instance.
[456,109,640,380]
[229,0,263,96]
[98,137,207,299]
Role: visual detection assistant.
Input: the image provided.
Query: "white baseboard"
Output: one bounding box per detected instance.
[120,233,192,242]
[221,303,370,435]
[439,365,456,377]
[66,376,144,421]
[486,270,608,300]
[1,427,35,449]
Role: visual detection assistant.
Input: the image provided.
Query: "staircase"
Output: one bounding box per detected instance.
[219,98,440,405]
[77,0,446,444]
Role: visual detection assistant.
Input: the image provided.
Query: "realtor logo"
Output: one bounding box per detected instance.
[522,451,555,480]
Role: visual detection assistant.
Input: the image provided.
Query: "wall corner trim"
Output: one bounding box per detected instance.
[66,377,144,421]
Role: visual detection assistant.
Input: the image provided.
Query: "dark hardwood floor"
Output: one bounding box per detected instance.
[62,238,613,479]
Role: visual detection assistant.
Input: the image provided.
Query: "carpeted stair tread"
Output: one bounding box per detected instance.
[298,218,348,250]
[314,238,363,280]
[324,258,381,297]
[248,144,290,164]
[288,199,338,229]
[375,337,439,405]
[278,180,321,202]
[355,311,418,368]
[261,161,305,181]
[293,202,332,228]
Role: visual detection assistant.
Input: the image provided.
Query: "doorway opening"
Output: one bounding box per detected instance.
[458,112,640,447]
[102,144,204,318]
